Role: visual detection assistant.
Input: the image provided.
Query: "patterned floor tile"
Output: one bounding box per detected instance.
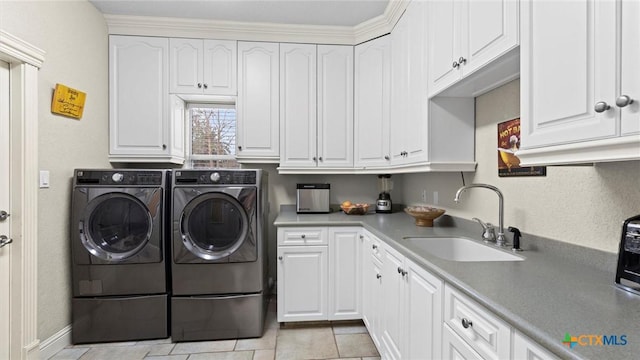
[335,334,379,358]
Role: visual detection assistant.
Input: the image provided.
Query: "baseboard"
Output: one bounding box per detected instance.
[39,325,71,360]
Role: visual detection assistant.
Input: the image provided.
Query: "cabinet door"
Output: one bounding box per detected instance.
[328,227,360,320]
[361,231,384,353]
[279,44,317,168]
[390,9,410,165]
[380,244,404,360]
[442,324,484,360]
[354,35,391,168]
[390,1,430,166]
[237,42,280,161]
[520,0,617,149]
[427,0,460,96]
[277,246,327,322]
[170,38,203,94]
[109,36,169,157]
[620,0,640,136]
[513,331,560,360]
[169,95,186,162]
[318,45,354,168]
[405,258,443,360]
[203,40,237,95]
[460,0,519,76]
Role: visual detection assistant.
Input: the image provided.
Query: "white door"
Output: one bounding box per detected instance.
[380,245,404,360]
[427,0,460,96]
[328,227,360,320]
[169,38,203,94]
[620,0,640,136]
[0,59,11,360]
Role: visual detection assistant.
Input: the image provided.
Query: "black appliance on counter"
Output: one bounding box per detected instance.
[615,214,640,295]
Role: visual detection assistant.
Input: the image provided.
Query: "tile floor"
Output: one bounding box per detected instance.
[49,298,380,360]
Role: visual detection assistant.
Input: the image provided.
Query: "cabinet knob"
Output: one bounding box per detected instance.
[372,244,378,250]
[278,256,283,260]
[313,157,317,161]
[458,56,467,65]
[318,156,323,162]
[203,83,208,89]
[616,95,634,108]
[461,318,473,329]
[162,144,167,150]
[301,234,306,239]
[452,61,460,69]
[238,145,242,151]
[359,234,364,240]
[197,83,202,88]
[397,267,403,274]
[594,101,611,113]
[376,274,382,279]
[384,155,390,161]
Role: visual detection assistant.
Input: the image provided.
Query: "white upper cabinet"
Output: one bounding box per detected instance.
[170,38,237,95]
[428,0,519,97]
[354,35,391,168]
[317,45,354,168]
[518,0,640,165]
[109,35,184,164]
[279,44,317,168]
[390,1,429,167]
[236,41,280,162]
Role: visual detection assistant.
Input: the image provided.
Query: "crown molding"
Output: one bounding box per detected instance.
[0,30,46,68]
[104,0,409,45]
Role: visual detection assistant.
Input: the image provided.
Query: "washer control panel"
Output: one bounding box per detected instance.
[75,170,164,185]
[175,170,257,185]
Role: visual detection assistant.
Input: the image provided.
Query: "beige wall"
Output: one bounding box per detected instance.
[1,0,110,341]
[402,79,640,253]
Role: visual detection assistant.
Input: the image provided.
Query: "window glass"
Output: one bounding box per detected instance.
[188,103,240,169]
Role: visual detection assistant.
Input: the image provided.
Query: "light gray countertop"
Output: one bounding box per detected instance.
[274,207,639,360]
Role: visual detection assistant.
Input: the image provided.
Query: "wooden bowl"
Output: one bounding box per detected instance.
[341,203,369,215]
[404,206,446,227]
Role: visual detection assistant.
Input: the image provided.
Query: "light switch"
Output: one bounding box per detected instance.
[39,170,50,188]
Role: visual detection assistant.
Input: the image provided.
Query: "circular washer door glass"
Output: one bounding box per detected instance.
[82,193,152,261]
[181,192,249,260]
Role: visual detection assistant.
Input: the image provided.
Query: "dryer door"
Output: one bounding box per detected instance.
[178,189,257,262]
[79,191,159,263]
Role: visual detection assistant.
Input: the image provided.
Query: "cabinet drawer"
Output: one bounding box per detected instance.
[278,227,327,246]
[444,285,511,360]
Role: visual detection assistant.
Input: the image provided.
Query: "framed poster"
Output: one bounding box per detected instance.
[498,118,546,177]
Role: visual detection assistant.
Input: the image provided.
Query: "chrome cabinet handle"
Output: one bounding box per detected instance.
[238,145,242,151]
[0,235,13,248]
[594,101,611,113]
[384,155,390,160]
[301,234,306,239]
[0,210,9,221]
[197,83,202,88]
[203,83,208,89]
[313,157,317,161]
[376,274,382,279]
[278,256,283,260]
[318,157,323,162]
[359,234,364,240]
[372,244,378,250]
[616,95,634,108]
[397,267,403,274]
[458,57,467,65]
[452,61,459,69]
[162,144,167,150]
[461,318,473,329]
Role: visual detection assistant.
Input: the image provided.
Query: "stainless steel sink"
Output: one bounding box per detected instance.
[401,236,524,262]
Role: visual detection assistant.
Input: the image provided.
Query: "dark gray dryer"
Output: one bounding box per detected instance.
[70,169,169,344]
[171,169,268,342]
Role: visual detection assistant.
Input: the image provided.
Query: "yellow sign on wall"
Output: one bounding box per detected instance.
[51,83,86,119]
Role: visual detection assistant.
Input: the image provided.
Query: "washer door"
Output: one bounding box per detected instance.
[80,193,153,261]
[180,192,253,261]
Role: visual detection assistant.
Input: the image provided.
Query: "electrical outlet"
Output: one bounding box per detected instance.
[433,191,439,205]
[422,190,427,202]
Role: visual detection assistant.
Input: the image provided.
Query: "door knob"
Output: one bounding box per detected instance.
[458,57,467,65]
[452,61,460,69]
[616,95,634,108]
[0,235,13,248]
[197,83,202,88]
[0,210,9,221]
[594,101,611,113]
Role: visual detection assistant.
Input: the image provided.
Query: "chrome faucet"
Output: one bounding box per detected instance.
[454,184,507,247]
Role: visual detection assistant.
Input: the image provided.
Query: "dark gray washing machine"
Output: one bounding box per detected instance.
[171,169,268,342]
[70,169,170,344]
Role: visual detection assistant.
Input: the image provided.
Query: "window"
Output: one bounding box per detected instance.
[187,102,240,169]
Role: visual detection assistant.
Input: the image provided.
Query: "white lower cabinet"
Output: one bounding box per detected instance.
[360,230,384,351]
[442,323,484,360]
[513,331,560,360]
[277,227,360,322]
[379,240,444,360]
